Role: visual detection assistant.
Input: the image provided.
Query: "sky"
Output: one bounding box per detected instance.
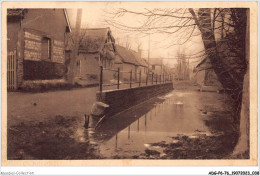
[66,2,205,68]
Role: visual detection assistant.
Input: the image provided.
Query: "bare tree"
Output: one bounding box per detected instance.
[105,7,249,157]
[135,39,143,51]
[125,35,131,49]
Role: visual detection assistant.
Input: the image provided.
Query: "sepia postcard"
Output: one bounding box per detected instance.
[1,1,258,167]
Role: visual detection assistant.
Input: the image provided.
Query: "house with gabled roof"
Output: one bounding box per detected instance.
[149,58,163,76]
[65,27,117,85]
[130,49,148,81]
[7,8,71,90]
[114,44,140,81]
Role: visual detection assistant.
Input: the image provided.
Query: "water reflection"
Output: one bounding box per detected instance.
[77,91,212,158]
[90,96,164,142]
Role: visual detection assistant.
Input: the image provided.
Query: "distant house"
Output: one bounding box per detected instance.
[7,9,71,90]
[115,45,140,81]
[149,58,163,76]
[65,27,116,84]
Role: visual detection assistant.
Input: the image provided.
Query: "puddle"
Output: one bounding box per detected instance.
[87,90,211,158]
[67,90,232,159]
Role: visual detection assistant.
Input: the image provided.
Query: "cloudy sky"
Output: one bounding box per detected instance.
[66,2,205,68]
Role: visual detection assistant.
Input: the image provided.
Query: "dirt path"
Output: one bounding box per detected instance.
[7,87,101,159]
[7,87,98,127]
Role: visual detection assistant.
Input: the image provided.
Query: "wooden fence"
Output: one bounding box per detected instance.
[7,50,17,90]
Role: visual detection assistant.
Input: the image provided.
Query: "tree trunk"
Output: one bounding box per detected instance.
[232,69,249,158]
[189,8,246,124]
[232,8,250,158]
[189,8,250,158]
[189,8,239,91]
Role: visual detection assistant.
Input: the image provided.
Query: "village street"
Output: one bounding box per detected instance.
[7,86,98,127]
[7,81,162,127]
[7,81,238,159]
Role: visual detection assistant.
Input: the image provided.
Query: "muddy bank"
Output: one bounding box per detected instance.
[7,115,101,160]
[135,110,244,159]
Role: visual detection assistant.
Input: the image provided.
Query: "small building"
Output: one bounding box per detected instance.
[130,49,148,80]
[65,27,117,85]
[131,50,149,82]
[7,9,71,90]
[149,58,163,76]
[114,45,140,82]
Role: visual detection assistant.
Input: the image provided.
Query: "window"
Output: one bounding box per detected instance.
[42,37,51,60]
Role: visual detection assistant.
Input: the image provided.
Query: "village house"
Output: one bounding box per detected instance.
[149,58,163,76]
[146,57,174,82]
[7,9,71,90]
[130,49,148,81]
[114,44,140,82]
[65,27,117,85]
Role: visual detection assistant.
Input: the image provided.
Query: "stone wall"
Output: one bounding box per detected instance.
[23,60,66,80]
[96,82,173,117]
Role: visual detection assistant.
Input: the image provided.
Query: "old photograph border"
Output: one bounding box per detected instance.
[1,1,258,166]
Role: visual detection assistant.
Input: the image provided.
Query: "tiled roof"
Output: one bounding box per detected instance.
[66,27,115,53]
[79,28,111,53]
[115,45,139,65]
[7,9,71,31]
[130,50,147,67]
[114,55,123,64]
